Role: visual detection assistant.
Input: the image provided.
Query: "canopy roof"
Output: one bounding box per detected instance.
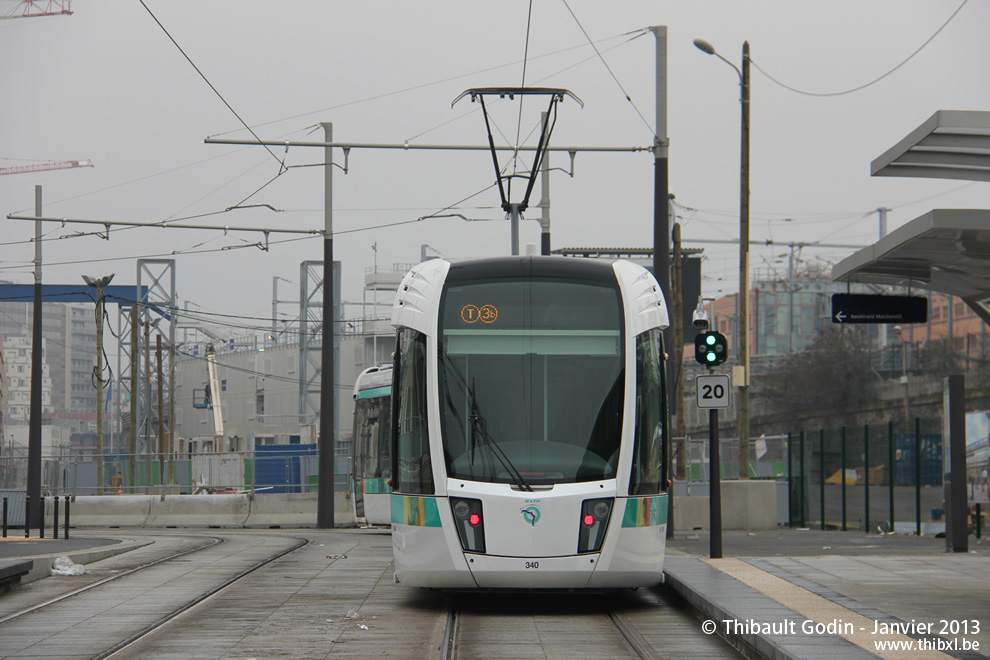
[832,209,990,317]
[872,110,990,182]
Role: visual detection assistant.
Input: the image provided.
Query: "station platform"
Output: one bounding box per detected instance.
[665,528,990,659]
[0,526,987,658]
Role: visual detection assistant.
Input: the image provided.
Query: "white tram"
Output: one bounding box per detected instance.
[351,365,393,525]
[390,256,669,589]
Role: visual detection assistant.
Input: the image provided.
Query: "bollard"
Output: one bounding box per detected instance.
[841,426,847,532]
[54,496,60,539]
[40,496,45,539]
[24,495,30,538]
[864,425,870,534]
[819,429,825,530]
[64,496,70,539]
[2,497,6,538]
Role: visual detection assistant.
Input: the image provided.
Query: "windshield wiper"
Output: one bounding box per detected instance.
[468,378,533,492]
[439,346,533,491]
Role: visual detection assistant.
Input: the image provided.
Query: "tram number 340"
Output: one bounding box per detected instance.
[525,561,539,569]
[696,374,730,409]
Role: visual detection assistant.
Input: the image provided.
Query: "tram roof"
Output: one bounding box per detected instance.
[445,255,621,282]
[831,208,990,303]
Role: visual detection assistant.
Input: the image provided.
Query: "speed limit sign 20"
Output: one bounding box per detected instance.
[696,374,730,409]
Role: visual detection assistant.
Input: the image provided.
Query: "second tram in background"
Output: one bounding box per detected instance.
[351,365,393,526]
[389,256,670,589]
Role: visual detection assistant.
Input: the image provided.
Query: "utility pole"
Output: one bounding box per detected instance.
[317,122,336,529]
[84,273,114,495]
[737,41,752,481]
[27,185,43,530]
[877,207,891,240]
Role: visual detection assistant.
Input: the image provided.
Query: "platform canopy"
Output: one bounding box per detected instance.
[832,209,990,322]
[872,110,990,182]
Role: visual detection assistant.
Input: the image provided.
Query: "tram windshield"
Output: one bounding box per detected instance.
[439,278,623,486]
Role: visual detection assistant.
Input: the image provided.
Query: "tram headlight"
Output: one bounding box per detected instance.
[450,497,486,554]
[578,497,613,554]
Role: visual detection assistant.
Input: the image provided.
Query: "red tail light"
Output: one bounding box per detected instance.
[469,513,481,526]
[583,514,595,527]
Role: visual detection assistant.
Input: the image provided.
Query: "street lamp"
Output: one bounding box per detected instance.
[83,273,114,495]
[694,37,752,479]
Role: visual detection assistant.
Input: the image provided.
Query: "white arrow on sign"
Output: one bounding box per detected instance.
[835,310,846,323]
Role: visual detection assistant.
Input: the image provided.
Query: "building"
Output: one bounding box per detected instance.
[171,265,399,454]
[3,336,53,425]
[0,298,97,431]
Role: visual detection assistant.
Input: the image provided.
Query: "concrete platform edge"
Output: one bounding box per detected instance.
[663,556,874,660]
[19,539,153,585]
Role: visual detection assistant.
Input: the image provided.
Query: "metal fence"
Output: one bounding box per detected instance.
[673,434,790,482]
[0,446,351,496]
[785,418,947,534]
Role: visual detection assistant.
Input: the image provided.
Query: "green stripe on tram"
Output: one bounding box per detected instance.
[355,386,391,400]
[390,494,442,527]
[363,478,390,494]
[621,494,668,527]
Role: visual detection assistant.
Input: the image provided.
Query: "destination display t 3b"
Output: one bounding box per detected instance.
[831,293,928,324]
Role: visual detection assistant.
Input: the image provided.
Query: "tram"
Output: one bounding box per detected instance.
[389,256,669,589]
[351,365,393,525]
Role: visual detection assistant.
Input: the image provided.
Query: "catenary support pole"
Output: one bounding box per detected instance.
[539,112,551,256]
[157,334,165,496]
[650,25,674,539]
[95,282,105,495]
[129,306,138,493]
[317,122,336,529]
[27,185,43,532]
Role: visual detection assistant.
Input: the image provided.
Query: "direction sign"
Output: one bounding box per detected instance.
[831,293,927,324]
[696,374,730,409]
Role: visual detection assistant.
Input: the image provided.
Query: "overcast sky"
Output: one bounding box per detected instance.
[2,0,987,330]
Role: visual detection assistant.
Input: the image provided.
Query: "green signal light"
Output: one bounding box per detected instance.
[706,334,716,345]
[706,352,716,362]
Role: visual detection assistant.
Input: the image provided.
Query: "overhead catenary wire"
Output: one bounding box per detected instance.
[138,0,285,170]
[561,1,656,140]
[752,0,968,97]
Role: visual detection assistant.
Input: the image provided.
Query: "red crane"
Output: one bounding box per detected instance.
[0,1,72,19]
[0,159,93,175]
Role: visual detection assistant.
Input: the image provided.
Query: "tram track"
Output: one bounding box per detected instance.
[439,591,664,660]
[96,535,308,659]
[436,585,743,660]
[0,532,309,659]
[0,535,224,626]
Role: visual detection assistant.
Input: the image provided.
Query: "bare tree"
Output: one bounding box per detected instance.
[764,327,875,426]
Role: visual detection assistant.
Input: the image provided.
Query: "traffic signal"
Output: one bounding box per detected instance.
[694,331,728,366]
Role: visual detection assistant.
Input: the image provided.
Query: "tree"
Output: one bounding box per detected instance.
[763,327,875,426]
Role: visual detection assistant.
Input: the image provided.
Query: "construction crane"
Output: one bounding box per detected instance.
[192,343,225,451]
[0,0,72,19]
[0,159,92,175]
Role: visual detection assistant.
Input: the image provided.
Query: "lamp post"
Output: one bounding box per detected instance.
[83,273,114,495]
[694,38,751,480]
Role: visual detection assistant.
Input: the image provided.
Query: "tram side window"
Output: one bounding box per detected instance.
[393,328,434,494]
[630,328,666,495]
